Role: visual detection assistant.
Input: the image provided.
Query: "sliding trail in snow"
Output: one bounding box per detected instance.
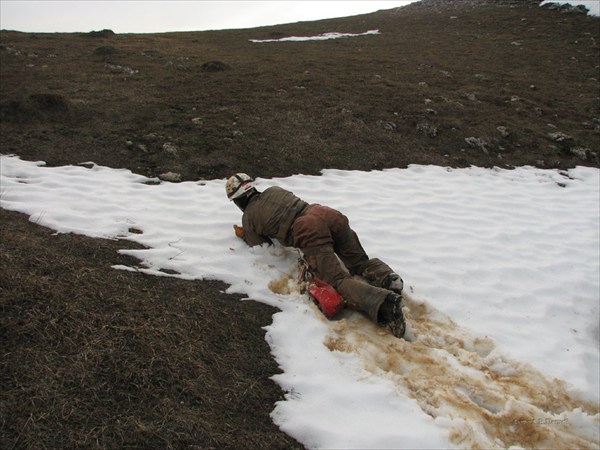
[323,292,600,449]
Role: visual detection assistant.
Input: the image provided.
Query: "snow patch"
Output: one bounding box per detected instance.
[1,155,598,449]
[250,29,380,43]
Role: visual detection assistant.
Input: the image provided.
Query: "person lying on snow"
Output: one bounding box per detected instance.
[226,173,406,338]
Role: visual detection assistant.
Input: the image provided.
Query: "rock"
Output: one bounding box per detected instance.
[162,142,178,155]
[159,171,182,182]
[542,2,561,10]
[105,63,138,75]
[465,137,489,153]
[548,132,572,143]
[377,120,397,131]
[141,49,159,57]
[4,45,22,56]
[541,2,589,14]
[497,126,510,138]
[569,147,591,160]
[191,117,203,125]
[416,122,438,138]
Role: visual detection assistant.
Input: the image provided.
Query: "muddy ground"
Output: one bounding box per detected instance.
[1,0,598,448]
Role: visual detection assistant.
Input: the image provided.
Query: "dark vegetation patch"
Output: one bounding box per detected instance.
[0,0,598,447]
[86,29,116,39]
[0,93,72,124]
[200,60,232,73]
[0,208,299,449]
[92,45,118,56]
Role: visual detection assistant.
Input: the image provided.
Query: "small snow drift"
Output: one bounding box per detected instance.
[249,29,380,43]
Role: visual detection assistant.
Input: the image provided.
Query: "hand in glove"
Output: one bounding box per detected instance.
[233,224,245,239]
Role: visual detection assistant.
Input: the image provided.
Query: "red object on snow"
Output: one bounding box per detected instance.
[307,277,346,318]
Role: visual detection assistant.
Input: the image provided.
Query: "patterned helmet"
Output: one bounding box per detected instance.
[225,173,256,200]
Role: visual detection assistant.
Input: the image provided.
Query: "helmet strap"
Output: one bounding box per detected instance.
[233,188,258,211]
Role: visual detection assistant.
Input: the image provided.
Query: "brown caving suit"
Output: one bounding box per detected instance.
[241,186,395,323]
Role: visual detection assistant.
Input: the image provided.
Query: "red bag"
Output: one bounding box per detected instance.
[307,277,346,319]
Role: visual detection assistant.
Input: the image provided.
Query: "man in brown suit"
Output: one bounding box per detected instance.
[226,173,406,338]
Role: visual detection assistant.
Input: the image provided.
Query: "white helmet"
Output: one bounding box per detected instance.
[226,173,256,201]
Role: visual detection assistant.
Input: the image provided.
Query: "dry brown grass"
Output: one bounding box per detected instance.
[0,209,300,449]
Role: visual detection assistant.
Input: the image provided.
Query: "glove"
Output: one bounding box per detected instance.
[233,224,245,239]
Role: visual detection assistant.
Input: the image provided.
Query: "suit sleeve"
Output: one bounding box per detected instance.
[241,213,272,247]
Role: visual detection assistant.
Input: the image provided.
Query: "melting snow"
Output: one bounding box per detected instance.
[250,29,380,43]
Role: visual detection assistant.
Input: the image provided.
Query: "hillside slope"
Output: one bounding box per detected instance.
[1,0,598,182]
[1,0,598,448]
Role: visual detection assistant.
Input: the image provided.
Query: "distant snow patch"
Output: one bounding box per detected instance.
[249,29,380,43]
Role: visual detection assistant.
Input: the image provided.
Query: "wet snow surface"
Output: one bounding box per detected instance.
[1,155,599,449]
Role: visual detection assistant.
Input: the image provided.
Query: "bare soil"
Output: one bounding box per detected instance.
[1,0,598,448]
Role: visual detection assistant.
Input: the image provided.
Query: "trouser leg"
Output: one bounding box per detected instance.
[360,258,396,288]
[292,206,392,323]
[330,224,370,275]
[303,247,390,323]
[322,207,396,287]
[300,205,371,275]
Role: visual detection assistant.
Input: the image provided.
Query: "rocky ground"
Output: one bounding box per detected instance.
[1,0,598,448]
